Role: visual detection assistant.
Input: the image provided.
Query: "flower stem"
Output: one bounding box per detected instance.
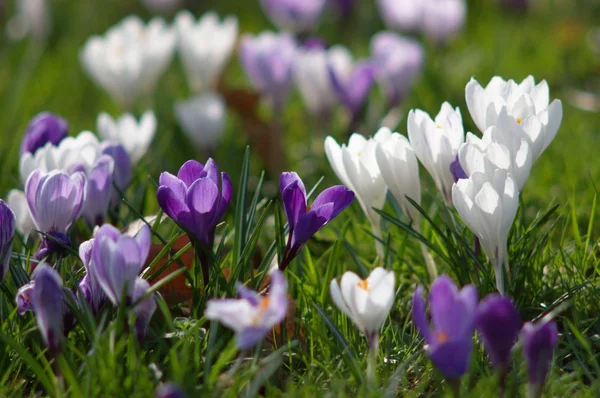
[366,332,379,387]
[527,383,542,398]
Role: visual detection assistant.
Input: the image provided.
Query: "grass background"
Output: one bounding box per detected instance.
[0,0,599,396]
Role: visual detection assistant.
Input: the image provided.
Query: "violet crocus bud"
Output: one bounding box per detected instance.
[16,280,35,315]
[370,32,423,107]
[25,170,86,259]
[100,141,132,207]
[80,155,115,227]
[421,0,466,44]
[32,264,65,356]
[91,224,151,306]
[475,295,521,371]
[78,238,105,313]
[412,275,478,379]
[279,172,354,270]
[155,383,187,398]
[329,58,375,123]
[0,200,16,280]
[131,277,157,341]
[20,112,68,156]
[205,270,288,349]
[239,31,296,112]
[260,0,326,34]
[521,320,558,397]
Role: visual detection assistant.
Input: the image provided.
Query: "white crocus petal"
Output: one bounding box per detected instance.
[205,299,256,332]
[374,129,421,223]
[407,102,464,205]
[329,268,395,336]
[97,111,156,165]
[451,170,519,294]
[175,11,238,94]
[7,189,35,239]
[174,92,227,150]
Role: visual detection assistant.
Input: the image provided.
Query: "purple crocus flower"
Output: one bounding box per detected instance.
[20,112,68,156]
[239,31,297,112]
[78,238,105,313]
[78,155,114,227]
[91,223,151,305]
[329,59,375,123]
[131,277,157,341]
[412,275,478,379]
[260,0,326,33]
[279,172,354,270]
[205,270,288,350]
[156,383,187,398]
[16,281,35,315]
[475,295,521,371]
[100,142,132,207]
[421,0,466,44]
[450,155,467,182]
[521,320,558,396]
[32,264,66,356]
[370,32,423,107]
[0,200,15,280]
[25,170,86,259]
[156,159,232,282]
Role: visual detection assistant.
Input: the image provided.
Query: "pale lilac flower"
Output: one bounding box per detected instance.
[131,277,157,340]
[260,0,326,33]
[421,0,466,43]
[0,200,16,280]
[16,281,35,315]
[32,264,65,355]
[329,57,374,122]
[100,142,132,207]
[78,155,114,227]
[205,270,288,349]
[78,238,105,313]
[174,93,227,150]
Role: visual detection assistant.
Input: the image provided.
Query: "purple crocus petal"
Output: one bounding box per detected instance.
[32,264,65,355]
[20,112,68,156]
[475,294,521,369]
[100,142,132,207]
[236,282,262,306]
[215,172,233,223]
[310,185,355,220]
[263,270,288,326]
[82,155,114,226]
[282,180,307,235]
[156,383,187,398]
[177,160,205,187]
[25,169,44,222]
[521,320,558,387]
[428,337,473,379]
[411,285,433,343]
[280,172,307,197]
[237,326,270,349]
[78,238,105,313]
[201,158,220,187]
[134,224,151,267]
[131,277,156,341]
[290,203,334,250]
[157,176,193,229]
[0,200,16,280]
[450,155,467,182]
[429,275,460,335]
[16,281,35,315]
[185,178,220,246]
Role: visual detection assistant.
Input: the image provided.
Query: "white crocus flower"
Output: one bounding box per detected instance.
[294,44,352,119]
[174,92,227,150]
[175,11,238,94]
[97,111,156,165]
[458,108,533,190]
[325,130,390,257]
[19,131,101,184]
[79,16,176,109]
[7,189,36,239]
[330,267,395,381]
[465,75,562,161]
[452,169,519,294]
[408,102,464,205]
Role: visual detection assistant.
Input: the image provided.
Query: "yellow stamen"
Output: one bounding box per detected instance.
[516,118,523,124]
[356,279,370,291]
[252,297,271,325]
[306,204,311,212]
[436,124,442,129]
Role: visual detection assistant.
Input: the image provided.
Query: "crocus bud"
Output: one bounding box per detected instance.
[131,277,157,341]
[324,130,389,256]
[7,189,36,239]
[32,264,65,356]
[20,112,68,156]
[81,155,115,227]
[421,0,466,43]
[175,11,238,94]
[452,169,519,294]
[376,0,423,32]
[279,172,354,270]
[370,32,423,107]
[408,102,464,205]
[91,224,151,305]
[78,238,105,313]
[521,320,558,397]
[100,142,132,207]
[16,281,35,315]
[330,267,395,347]
[156,159,232,250]
[239,31,296,111]
[374,129,421,223]
[475,295,521,370]
[79,16,176,109]
[412,275,478,379]
[260,0,326,34]
[97,111,156,165]
[329,58,374,121]
[174,93,227,150]
[465,75,562,162]
[155,383,187,398]
[25,170,86,259]
[0,200,16,280]
[205,270,288,349]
